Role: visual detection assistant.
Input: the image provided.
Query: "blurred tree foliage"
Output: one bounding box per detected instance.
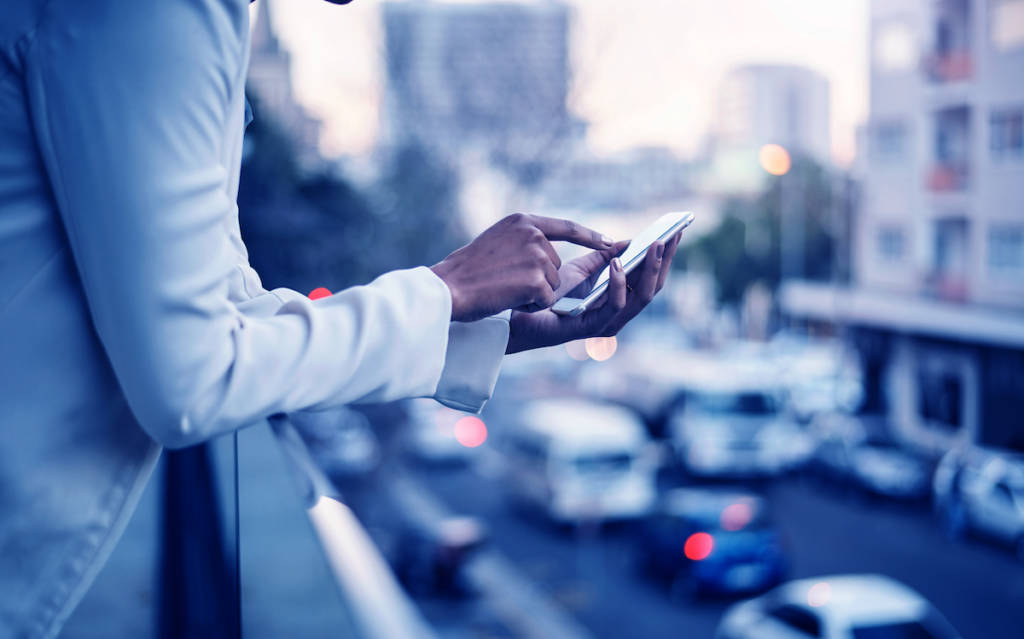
[682,157,842,305]
[371,144,466,272]
[237,98,466,295]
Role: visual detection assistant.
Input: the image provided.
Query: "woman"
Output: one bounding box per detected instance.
[0,1,679,637]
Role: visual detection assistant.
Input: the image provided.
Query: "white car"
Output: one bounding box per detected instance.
[810,414,934,500]
[767,334,864,422]
[934,447,1024,557]
[670,386,813,479]
[503,398,657,524]
[294,408,381,478]
[716,574,960,639]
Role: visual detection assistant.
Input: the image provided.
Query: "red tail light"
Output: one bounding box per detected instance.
[684,532,714,560]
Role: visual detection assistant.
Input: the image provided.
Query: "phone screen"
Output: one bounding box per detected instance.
[584,212,692,297]
[552,212,693,316]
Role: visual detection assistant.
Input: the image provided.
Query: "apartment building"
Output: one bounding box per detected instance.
[783,0,1024,453]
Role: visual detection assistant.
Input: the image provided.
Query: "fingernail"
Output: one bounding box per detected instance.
[612,257,622,271]
[655,244,664,260]
[601,234,614,246]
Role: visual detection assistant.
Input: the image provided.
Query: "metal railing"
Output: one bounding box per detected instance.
[268,415,437,639]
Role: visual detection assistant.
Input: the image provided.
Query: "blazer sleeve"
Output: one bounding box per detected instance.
[433,311,510,413]
[23,0,498,448]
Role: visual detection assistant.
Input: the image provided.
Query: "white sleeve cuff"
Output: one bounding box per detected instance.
[433,311,510,413]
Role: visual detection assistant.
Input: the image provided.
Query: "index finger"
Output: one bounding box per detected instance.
[528,215,613,250]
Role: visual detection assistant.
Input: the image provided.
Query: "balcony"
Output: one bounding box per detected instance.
[929,106,970,192]
[924,270,969,303]
[926,0,972,83]
[925,217,970,302]
[922,50,973,83]
[926,163,969,192]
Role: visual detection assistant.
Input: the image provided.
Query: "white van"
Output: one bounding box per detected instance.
[504,398,657,525]
[667,364,812,479]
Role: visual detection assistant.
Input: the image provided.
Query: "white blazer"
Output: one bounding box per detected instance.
[0,1,508,637]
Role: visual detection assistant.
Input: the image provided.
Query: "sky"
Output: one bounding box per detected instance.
[267,0,869,167]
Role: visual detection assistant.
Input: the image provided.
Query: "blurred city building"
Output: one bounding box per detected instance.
[380,0,581,177]
[783,0,1024,453]
[248,0,325,169]
[701,64,831,193]
[537,146,693,213]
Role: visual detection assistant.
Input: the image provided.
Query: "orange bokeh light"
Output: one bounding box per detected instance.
[453,416,487,448]
[759,144,791,176]
[684,532,714,561]
[566,340,590,361]
[584,336,617,361]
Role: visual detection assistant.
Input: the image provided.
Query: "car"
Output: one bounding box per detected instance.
[669,382,813,480]
[404,399,488,465]
[636,488,787,596]
[715,574,961,639]
[503,398,657,525]
[293,407,381,479]
[809,414,935,501]
[392,516,488,597]
[767,333,864,422]
[575,346,694,438]
[934,446,1024,557]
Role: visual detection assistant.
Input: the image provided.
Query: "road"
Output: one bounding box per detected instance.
[344,396,1024,639]
[393,462,1024,638]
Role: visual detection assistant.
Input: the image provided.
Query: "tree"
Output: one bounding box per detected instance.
[682,156,842,306]
[238,98,465,294]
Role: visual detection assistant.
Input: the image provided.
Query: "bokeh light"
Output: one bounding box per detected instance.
[585,336,618,361]
[566,340,590,361]
[454,416,488,448]
[807,581,831,607]
[684,532,714,561]
[758,143,791,176]
[308,287,332,300]
[720,502,754,531]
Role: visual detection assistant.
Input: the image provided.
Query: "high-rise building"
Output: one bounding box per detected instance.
[713,64,832,165]
[783,0,1024,453]
[380,1,574,171]
[248,0,324,167]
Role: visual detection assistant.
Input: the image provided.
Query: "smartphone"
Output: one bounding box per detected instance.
[551,211,695,317]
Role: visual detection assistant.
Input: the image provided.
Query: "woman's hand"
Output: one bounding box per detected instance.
[430,213,613,322]
[505,231,682,354]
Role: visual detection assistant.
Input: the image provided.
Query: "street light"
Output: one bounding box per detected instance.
[759,143,802,287]
[759,143,791,176]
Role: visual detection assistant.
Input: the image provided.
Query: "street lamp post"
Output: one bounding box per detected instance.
[758,143,800,282]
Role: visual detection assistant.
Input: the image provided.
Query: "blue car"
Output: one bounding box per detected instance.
[636,488,787,596]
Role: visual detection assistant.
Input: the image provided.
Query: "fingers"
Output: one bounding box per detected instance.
[537,237,562,271]
[578,256,628,334]
[607,257,627,313]
[634,240,663,304]
[527,214,614,250]
[656,231,681,291]
[542,257,560,291]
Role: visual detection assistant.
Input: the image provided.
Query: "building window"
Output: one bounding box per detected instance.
[991,0,1024,51]
[874,21,916,72]
[933,218,969,274]
[928,218,969,300]
[877,227,906,262]
[872,121,907,160]
[987,225,1024,275]
[990,108,1024,160]
[928,107,970,191]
